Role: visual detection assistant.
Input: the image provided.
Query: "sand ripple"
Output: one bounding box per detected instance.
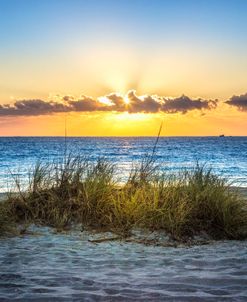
[0,230,247,301]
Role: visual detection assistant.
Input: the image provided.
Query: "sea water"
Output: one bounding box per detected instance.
[0,136,247,192]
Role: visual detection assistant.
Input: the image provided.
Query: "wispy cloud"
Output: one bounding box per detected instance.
[0,90,218,116]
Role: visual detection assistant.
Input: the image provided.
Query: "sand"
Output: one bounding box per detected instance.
[0,187,247,301]
[0,227,247,301]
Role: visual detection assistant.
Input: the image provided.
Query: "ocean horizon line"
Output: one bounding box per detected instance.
[0,135,246,138]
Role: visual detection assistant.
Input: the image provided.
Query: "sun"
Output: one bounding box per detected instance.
[123,96,130,105]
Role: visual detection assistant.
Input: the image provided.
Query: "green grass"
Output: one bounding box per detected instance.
[1,156,247,241]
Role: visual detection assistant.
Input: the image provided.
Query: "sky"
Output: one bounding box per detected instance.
[0,0,247,136]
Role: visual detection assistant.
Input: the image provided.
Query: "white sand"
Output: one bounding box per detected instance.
[0,228,247,301]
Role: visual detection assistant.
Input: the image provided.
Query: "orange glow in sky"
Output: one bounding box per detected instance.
[0,1,247,136]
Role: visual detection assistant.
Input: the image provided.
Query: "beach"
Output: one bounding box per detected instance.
[0,186,247,301]
[0,137,247,301]
[1,228,247,301]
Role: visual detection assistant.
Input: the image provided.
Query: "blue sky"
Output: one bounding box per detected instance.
[1,0,247,55]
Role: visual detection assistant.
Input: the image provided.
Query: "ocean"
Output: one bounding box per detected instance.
[0,136,247,192]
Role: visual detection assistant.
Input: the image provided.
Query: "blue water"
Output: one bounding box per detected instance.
[0,136,247,192]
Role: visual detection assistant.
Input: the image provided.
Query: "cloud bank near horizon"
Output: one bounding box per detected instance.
[0,90,218,117]
[0,90,244,117]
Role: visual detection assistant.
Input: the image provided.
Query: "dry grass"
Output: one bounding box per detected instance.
[1,156,247,241]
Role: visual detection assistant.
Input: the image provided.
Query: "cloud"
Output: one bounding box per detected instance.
[62,95,75,102]
[68,96,107,112]
[105,93,126,112]
[225,93,247,111]
[127,90,161,113]
[162,95,218,114]
[0,91,218,116]
[105,90,217,114]
[0,97,108,116]
[0,99,68,116]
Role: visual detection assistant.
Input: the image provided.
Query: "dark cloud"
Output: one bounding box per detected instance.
[0,99,68,116]
[125,91,217,114]
[0,91,218,116]
[127,90,161,113]
[162,95,218,114]
[0,97,108,116]
[68,96,107,112]
[225,93,247,111]
[105,93,126,112]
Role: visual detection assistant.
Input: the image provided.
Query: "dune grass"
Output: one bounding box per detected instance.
[0,155,247,241]
[0,199,17,236]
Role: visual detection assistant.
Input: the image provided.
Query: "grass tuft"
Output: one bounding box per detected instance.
[0,156,247,241]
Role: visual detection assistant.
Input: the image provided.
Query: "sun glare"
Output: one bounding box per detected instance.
[98,96,113,106]
[124,96,130,104]
[107,112,151,122]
